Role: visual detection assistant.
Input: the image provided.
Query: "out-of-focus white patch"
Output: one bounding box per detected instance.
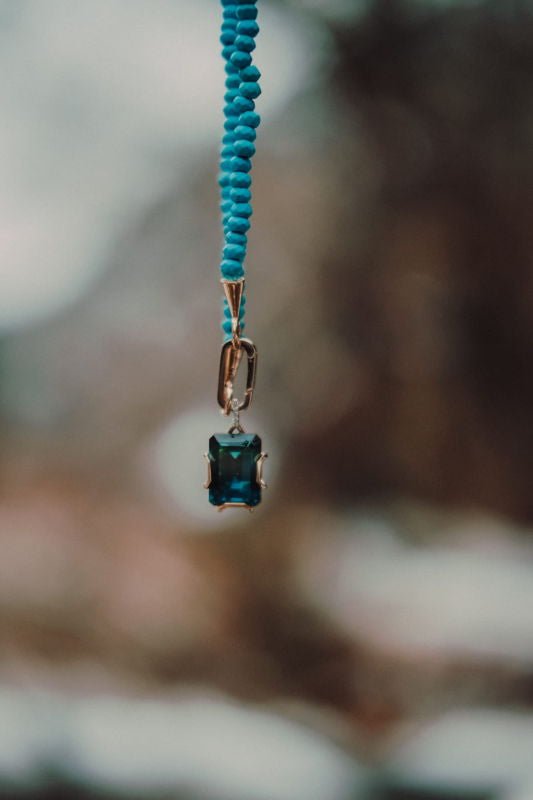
[0,0,323,329]
[0,690,51,791]
[309,513,533,665]
[387,709,533,795]
[505,785,533,800]
[70,693,361,800]
[150,405,276,528]
[0,687,364,800]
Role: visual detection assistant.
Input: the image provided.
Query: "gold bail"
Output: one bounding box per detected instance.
[221,278,245,340]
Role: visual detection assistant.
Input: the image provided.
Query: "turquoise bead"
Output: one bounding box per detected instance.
[218,0,262,308]
[240,65,261,82]
[232,202,253,218]
[234,96,254,112]
[240,81,261,99]
[237,20,259,37]
[231,50,252,68]
[233,139,255,158]
[221,259,245,278]
[223,243,246,261]
[234,35,256,52]
[227,216,251,233]
[230,187,251,202]
[234,125,256,141]
[220,30,235,45]
[236,5,258,19]
[230,156,252,172]
[230,172,251,188]
[227,231,248,245]
[239,110,260,128]
[223,103,238,117]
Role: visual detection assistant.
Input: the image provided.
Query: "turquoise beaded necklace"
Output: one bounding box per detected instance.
[204,0,268,511]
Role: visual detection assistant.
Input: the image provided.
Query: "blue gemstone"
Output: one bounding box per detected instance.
[208,432,261,507]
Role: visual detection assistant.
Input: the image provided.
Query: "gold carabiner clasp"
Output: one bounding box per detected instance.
[217,337,258,415]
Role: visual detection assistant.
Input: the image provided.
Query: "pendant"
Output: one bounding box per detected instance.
[204,431,267,511]
[204,278,267,511]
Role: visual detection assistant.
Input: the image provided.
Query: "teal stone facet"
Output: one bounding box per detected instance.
[208,432,261,507]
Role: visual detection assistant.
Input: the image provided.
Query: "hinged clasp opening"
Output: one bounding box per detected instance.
[217,337,257,415]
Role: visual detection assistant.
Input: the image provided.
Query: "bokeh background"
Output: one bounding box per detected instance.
[1,0,533,798]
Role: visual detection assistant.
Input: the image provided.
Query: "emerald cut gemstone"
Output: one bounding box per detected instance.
[208,432,261,507]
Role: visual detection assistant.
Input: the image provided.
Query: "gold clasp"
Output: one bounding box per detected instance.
[217,337,257,415]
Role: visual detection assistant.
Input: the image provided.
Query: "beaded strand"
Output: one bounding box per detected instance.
[218,0,261,337]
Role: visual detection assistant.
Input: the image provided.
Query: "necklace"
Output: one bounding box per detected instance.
[204,0,268,512]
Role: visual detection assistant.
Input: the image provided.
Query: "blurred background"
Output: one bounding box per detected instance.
[1,0,533,798]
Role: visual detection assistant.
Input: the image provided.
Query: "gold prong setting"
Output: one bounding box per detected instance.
[256,452,268,489]
[217,502,255,513]
[203,452,212,489]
